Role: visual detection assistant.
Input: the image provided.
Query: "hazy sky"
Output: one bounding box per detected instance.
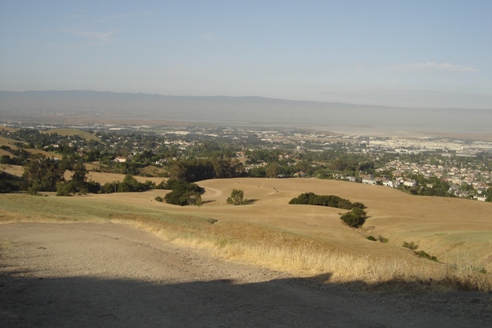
[1,0,491,109]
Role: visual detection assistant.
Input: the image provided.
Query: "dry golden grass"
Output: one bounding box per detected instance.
[0,149,13,157]
[41,128,100,142]
[1,177,491,290]
[0,164,24,176]
[138,165,167,177]
[83,171,166,185]
[0,126,18,133]
[0,137,62,160]
[2,165,166,185]
[103,178,492,290]
[0,136,24,149]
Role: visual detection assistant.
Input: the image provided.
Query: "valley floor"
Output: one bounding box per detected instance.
[1,222,490,327]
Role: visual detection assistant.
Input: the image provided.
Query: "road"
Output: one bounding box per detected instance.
[1,222,490,327]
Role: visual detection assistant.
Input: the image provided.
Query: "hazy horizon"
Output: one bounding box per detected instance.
[2,90,491,136]
[1,1,491,109]
[2,89,492,111]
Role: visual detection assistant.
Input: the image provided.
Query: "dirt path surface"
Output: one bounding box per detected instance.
[1,223,491,328]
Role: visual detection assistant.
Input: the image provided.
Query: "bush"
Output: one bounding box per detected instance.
[165,190,201,206]
[366,236,377,241]
[164,180,203,206]
[56,181,76,196]
[403,241,419,251]
[101,175,153,194]
[289,192,365,210]
[340,209,366,228]
[155,196,163,202]
[226,189,248,205]
[378,235,389,243]
[415,250,439,262]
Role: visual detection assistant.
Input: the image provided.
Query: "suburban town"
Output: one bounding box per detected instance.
[1,122,491,201]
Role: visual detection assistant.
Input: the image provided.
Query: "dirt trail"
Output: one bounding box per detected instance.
[1,222,490,328]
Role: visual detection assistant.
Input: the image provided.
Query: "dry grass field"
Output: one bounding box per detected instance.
[1,164,164,185]
[1,171,491,290]
[0,126,18,133]
[0,136,25,149]
[41,128,100,142]
[0,136,62,159]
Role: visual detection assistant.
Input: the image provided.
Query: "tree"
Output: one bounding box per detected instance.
[23,154,65,193]
[340,207,367,228]
[71,162,87,187]
[56,162,101,196]
[164,180,203,206]
[0,171,27,193]
[266,162,279,178]
[226,189,248,205]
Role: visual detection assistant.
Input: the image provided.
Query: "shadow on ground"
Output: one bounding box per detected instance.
[1,270,491,328]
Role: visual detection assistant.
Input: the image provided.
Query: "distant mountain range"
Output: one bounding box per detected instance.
[1,90,491,134]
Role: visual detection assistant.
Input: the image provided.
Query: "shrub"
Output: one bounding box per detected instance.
[164,180,203,206]
[378,235,389,243]
[155,196,163,202]
[289,192,365,210]
[340,210,366,228]
[101,175,153,194]
[402,241,419,251]
[415,250,439,262]
[366,236,377,241]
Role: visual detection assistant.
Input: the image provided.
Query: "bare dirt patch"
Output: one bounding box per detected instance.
[1,222,491,327]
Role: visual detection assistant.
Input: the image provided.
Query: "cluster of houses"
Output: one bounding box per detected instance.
[337,172,489,201]
[339,174,417,188]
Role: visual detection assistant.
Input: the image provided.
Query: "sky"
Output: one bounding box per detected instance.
[1,0,491,109]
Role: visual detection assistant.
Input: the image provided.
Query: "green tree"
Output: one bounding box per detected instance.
[340,207,367,228]
[23,154,65,193]
[226,189,248,205]
[71,162,87,187]
[266,162,279,178]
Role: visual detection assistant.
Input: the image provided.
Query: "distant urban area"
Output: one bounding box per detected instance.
[1,122,491,202]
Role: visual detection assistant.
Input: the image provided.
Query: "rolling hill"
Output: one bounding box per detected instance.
[1,174,491,289]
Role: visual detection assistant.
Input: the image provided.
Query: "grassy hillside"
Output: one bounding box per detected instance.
[1,177,491,290]
[1,165,165,185]
[0,136,25,148]
[0,126,18,133]
[42,128,100,142]
[0,137,62,160]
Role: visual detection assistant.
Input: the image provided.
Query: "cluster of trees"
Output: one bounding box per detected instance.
[22,154,66,194]
[101,175,155,194]
[0,146,29,165]
[289,192,366,210]
[2,129,86,154]
[289,192,367,228]
[19,154,99,196]
[168,158,245,182]
[248,161,313,178]
[56,162,100,196]
[162,179,203,206]
[0,171,26,192]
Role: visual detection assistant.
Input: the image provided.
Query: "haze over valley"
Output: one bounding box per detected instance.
[2,90,491,136]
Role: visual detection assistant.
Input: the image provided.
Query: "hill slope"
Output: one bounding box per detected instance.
[1,177,491,289]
